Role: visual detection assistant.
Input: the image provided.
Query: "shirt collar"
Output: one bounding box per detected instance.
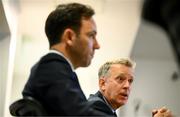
[48,50,75,71]
[102,95,116,114]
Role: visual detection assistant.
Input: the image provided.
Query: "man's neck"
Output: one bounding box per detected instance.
[50,44,78,69]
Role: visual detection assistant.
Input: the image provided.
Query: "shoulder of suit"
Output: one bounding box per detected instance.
[88,93,114,115]
[31,53,73,74]
[88,92,107,106]
[41,53,67,62]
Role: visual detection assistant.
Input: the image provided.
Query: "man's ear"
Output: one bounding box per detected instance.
[99,77,106,91]
[62,28,76,46]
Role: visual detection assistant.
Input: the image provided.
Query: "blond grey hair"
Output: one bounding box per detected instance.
[98,58,135,78]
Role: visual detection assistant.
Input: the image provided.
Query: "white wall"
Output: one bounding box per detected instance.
[9,0,141,117]
[11,0,141,101]
[76,0,141,97]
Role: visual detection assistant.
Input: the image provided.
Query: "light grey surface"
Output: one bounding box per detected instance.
[129,20,180,117]
[0,0,10,40]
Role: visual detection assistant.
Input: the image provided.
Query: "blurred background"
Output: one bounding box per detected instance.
[0,0,179,117]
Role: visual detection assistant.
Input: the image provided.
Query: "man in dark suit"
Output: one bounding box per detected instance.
[88,59,174,117]
[22,3,106,116]
[88,59,135,117]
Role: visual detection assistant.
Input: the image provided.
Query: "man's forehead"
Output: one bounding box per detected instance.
[118,72,134,79]
[109,64,134,76]
[81,17,96,27]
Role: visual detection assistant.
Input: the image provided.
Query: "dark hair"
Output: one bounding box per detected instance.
[45,3,95,47]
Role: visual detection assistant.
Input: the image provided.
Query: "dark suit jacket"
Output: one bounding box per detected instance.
[22,53,106,116]
[88,91,117,117]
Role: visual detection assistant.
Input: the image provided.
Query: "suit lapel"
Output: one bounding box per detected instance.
[96,91,116,116]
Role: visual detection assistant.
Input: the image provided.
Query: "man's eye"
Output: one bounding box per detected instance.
[117,76,124,81]
[89,34,95,38]
[129,79,134,84]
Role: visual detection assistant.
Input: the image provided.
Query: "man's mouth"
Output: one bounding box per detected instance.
[120,93,128,99]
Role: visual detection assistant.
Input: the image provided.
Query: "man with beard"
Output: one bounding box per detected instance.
[22,3,105,116]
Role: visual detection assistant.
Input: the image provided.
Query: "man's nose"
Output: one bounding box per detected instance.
[123,80,131,88]
[94,39,100,49]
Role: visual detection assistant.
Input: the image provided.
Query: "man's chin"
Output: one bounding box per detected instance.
[118,100,128,106]
[81,61,91,67]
